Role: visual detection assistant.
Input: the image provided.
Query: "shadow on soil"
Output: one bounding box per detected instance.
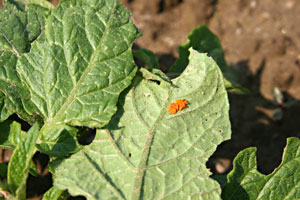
[208,59,300,175]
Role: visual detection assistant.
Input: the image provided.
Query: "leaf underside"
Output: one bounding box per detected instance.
[222,137,300,200]
[52,49,231,200]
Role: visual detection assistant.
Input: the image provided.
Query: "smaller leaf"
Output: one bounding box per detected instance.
[168,25,249,94]
[222,137,300,200]
[0,120,25,149]
[7,123,39,199]
[29,160,38,177]
[169,25,227,74]
[37,124,81,158]
[43,186,67,200]
[224,79,250,95]
[133,48,160,69]
[0,120,39,177]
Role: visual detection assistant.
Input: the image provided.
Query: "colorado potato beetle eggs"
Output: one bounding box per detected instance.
[168,99,189,114]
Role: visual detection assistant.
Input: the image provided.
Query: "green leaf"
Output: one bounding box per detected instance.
[222,137,300,200]
[0,50,36,123]
[17,0,138,128]
[28,160,38,177]
[36,124,81,157]
[0,120,39,178]
[169,25,226,74]
[52,49,231,199]
[43,186,67,200]
[168,25,249,94]
[133,48,160,69]
[224,78,250,95]
[0,0,48,53]
[0,120,26,149]
[0,0,49,122]
[7,123,39,199]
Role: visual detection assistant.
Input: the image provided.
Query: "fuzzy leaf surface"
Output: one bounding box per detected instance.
[17,0,138,128]
[52,49,231,200]
[222,137,300,200]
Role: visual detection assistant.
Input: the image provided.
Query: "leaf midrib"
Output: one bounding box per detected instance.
[130,65,200,199]
[47,1,117,126]
[130,84,173,200]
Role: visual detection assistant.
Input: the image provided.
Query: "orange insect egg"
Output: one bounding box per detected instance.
[176,99,188,111]
[168,102,178,114]
[168,99,189,114]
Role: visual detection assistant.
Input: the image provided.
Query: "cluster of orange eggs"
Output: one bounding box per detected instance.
[168,99,189,114]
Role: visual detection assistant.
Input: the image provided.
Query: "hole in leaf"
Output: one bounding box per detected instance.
[129,153,132,157]
[68,196,86,200]
[77,127,96,145]
[149,79,161,85]
[27,152,52,198]
[32,152,49,176]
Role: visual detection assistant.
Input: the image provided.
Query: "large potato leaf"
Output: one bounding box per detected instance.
[222,137,300,200]
[52,49,231,199]
[0,0,49,122]
[17,0,138,128]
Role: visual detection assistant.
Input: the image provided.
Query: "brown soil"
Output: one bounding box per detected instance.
[1,0,300,199]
